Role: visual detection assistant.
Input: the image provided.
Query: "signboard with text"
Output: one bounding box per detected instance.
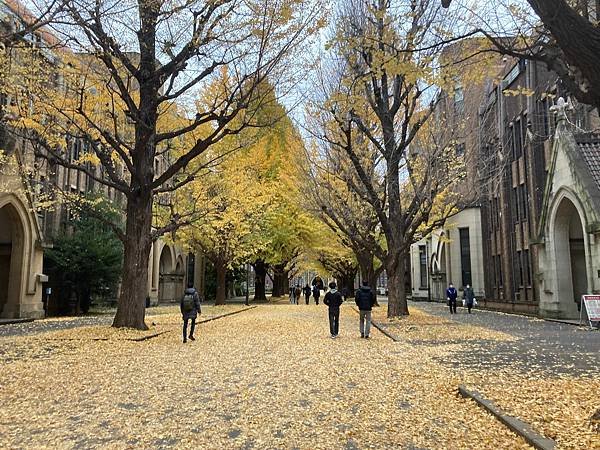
[581,295,600,328]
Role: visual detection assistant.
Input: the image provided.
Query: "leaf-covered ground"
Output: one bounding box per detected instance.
[0,303,589,449]
[371,306,600,449]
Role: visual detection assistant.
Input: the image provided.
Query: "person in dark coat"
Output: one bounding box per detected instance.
[312,284,321,305]
[180,287,201,343]
[463,284,475,314]
[324,281,344,338]
[355,280,375,338]
[303,284,312,304]
[294,285,302,305]
[446,283,458,314]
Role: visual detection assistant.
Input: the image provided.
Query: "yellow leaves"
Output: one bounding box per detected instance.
[0,304,534,449]
[504,86,536,97]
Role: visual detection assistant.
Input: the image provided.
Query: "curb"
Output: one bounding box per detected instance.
[129,331,170,342]
[350,307,399,342]
[198,305,257,324]
[0,318,35,326]
[544,318,586,327]
[458,385,555,450]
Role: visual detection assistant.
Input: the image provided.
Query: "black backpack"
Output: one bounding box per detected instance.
[182,294,195,313]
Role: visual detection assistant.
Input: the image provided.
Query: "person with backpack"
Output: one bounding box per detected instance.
[446,282,458,314]
[303,284,312,304]
[324,281,344,338]
[355,280,375,338]
[180,287,201,343]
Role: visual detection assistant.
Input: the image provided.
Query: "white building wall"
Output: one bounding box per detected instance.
[410,207,485,302]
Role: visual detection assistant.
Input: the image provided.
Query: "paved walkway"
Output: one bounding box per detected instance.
[0,304,527,449]
[410,301,599,377]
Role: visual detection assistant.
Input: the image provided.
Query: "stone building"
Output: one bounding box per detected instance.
[477,57,599,316]
[534,99,600,319]
[409,44,600,320]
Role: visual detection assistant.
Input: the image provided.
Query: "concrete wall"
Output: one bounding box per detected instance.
[410,207,485,303]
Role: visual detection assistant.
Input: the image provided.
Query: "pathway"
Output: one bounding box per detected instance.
[411,301,599,376]
[0,304,528,449]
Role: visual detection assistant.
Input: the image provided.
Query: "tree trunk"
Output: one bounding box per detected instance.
[369,268,382,307]
[253,259,267,301]
[284,276,290,296]
[215,260,227,305]
[335,268,356,299]
[358,254,379,305]
[272,263,287,297]
[387,253,409,317]
[112,191,153,330]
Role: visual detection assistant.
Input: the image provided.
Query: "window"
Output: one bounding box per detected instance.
[497,255,503,287]
[513,119,523,159]
[187,253,195,288]
[454,84,464,115]
[523,250,531,287]
[419,245,428,288]
[516,251,524,287]
[459,228,472,287]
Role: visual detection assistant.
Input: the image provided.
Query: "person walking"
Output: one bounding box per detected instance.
[463,284,475,314]
[294,285,302,305]
[303,284,311,305]
[312,284,321,305]
[355,280,375,338]
[180,287,201,343]
[324,281,344,338]
[446,283,458,314]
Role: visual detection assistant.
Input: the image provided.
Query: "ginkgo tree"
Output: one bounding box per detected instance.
[4,0,322,329]
[312,0,467,317]
[177,80,315,304]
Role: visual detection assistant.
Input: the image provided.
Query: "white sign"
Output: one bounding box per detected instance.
[581,295,600,328]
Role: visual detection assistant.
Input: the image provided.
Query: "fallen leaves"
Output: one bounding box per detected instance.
[0,304,593,449]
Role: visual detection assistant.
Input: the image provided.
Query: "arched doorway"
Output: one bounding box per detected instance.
[174,255,185,300]
[553,198,587,319]
[158,245,174,303]
[0,204,25,317]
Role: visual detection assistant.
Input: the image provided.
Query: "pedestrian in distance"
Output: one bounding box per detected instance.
[446,282,458,314]
[303,284,311,305]
[355,280,376,338]
[180,287,201,343]
[294,284,302,305]
[289,285,295,304]
[463,284,475,314]
[312,284,321,305]
[324,281,344,338]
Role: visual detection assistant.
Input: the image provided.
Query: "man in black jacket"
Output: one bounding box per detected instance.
[323,281,344,338]
[355,280,375,338]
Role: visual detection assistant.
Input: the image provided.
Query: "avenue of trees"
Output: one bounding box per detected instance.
[2,0,600,325]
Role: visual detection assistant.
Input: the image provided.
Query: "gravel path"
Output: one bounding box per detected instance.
[409,301,599,377]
